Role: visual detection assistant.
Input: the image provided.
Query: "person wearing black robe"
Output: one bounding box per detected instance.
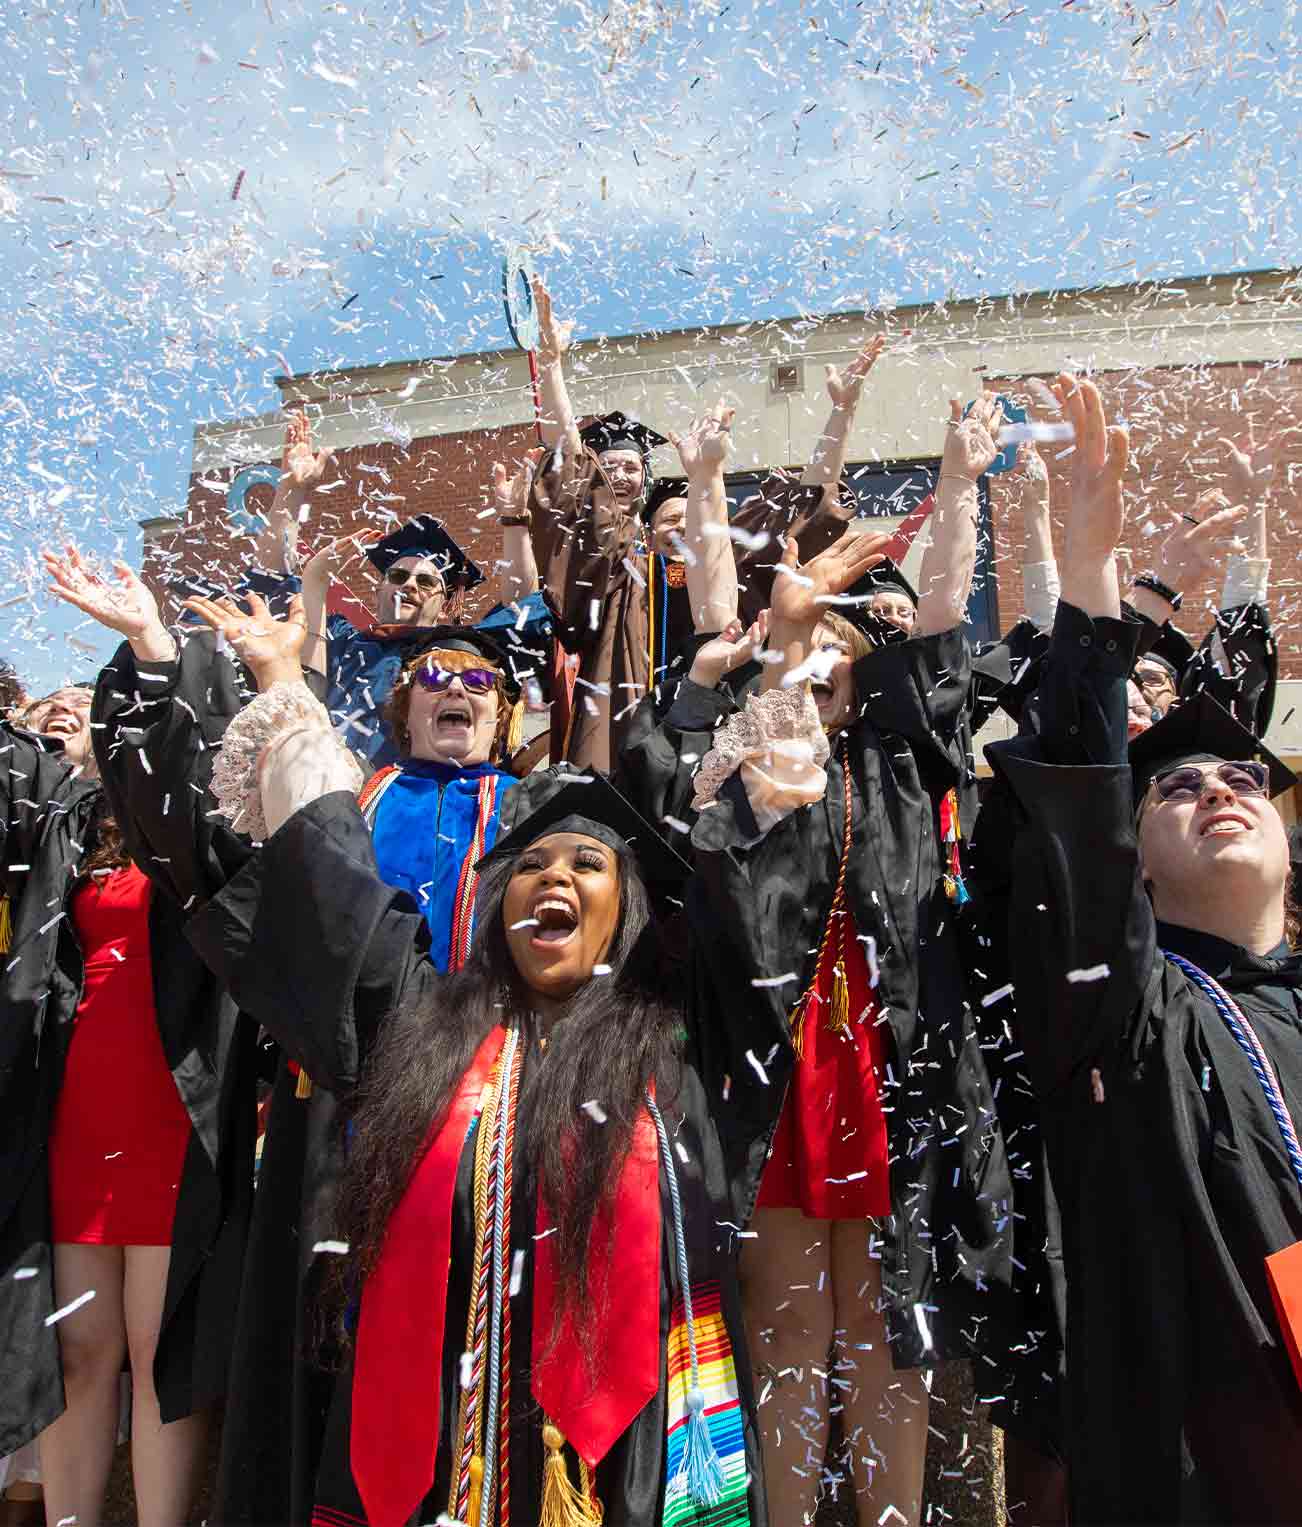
[148,539,861,1527]
[0,558,256,1508]
[624,399,1019,1527]
[974,373,1302,1524]
[92,600,564,1527]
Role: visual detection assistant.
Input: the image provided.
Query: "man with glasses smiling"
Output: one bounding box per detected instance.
[977,374,1302,1524]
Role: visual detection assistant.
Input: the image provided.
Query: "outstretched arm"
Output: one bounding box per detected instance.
[801,335,887,508]
[669,402,738,632]
[915,395,1003,637]
[531,275,581,455]
[491,449,543,602]
[250,409,335,574]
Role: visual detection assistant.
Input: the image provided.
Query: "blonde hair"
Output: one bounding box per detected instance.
[817,610,873,663]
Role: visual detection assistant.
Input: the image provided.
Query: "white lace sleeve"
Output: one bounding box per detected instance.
[691,683,830,833]
[209,682,363,841]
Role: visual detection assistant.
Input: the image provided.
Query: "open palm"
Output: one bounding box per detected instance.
[181,591,307,678]
[44,546,161,638]
[770,530,895,632]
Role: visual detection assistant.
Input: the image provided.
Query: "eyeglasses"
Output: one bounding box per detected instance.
[412,664,499,695]
[385,567,445,593]
[1134,665,1177,696]
[1151,760,1270,803]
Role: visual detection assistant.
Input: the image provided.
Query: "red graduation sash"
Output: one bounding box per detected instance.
[531,1106,662,1468]
[350,1025,506,1527]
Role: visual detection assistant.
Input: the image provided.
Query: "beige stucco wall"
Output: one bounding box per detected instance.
[190,268,1301,480]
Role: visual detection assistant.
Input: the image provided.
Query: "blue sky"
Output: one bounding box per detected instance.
[1,0,1297,692]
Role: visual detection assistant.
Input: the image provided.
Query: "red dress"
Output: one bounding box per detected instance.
[757,908,892,1221]
[48,866,192,1245]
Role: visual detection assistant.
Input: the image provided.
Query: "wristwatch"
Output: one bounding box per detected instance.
[1133,572,1183,611]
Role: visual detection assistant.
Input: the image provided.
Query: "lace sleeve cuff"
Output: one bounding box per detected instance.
[691,683,830,833]
[209,681,362,841]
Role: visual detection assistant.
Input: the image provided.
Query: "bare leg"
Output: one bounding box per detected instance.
[1003,1431,1068,1526]
[741,1209,835,1527]
[830,1222,930,1527]
[38,1244,126,1527]
[122,1247,206,1527]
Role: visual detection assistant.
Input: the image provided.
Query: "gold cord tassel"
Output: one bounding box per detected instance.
[540,1422,603,1527]
[505,699,525,759]
[0,893,11,955]
[294,1068,314,1100]
[828,956,851,1036]
[789,996,809,1061]
[466,1454,484,1527]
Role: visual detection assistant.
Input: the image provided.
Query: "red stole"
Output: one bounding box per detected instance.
[349,1031,662,1525]
[351,1026,505,1527]
[532,1107,662,1467]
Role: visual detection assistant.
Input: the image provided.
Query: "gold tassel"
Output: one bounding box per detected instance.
[540,1422,603,1527]
[0,894,11,955]
[466,1454,484,1527]
[789,996,808,1061]
[827,959,851,1036]
[295,1067,314,1100]
[506,698,525,758]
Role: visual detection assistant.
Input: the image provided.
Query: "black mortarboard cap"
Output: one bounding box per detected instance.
[1128,691,1295,805]
[640,475,688,525]
[398,625,522,703]
[577,410,668,459]
[478,772,690,903]
[365,514,483,588]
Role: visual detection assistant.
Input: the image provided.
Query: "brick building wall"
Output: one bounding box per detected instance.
[149,420,540,622]
[986,359,1302,674]
[153,356,1302,675]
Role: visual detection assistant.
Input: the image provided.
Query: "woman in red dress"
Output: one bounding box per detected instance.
[688,394,1009,1527]
[7,682,206,1527]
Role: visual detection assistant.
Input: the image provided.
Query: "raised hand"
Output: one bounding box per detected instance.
[1008,440,1050,497]
[279,409,334,495]
[45,546,163,640]
[1052,372,1129,617]
[824,334,888,410]
[531,275,574,368]
[1217,424,1302,504]
[941,394,1005,483]
[770,530,894,636]
[668,403,735,478]
[181,591,307,690]
[689,610,770,689]
[301,528,382,591]
[1153,489,1248,590]
[490,448,545,524]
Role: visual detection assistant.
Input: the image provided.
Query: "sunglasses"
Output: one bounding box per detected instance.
[1151,760,1270,803]
[385,567,445,592]
[412,664,499,695]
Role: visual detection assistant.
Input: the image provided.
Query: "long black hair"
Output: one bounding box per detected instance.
[336,836,684,1337]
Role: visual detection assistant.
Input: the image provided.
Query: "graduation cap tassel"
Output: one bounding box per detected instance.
[505,699,525,759]
[295,1067,314,1100]
[540,1423,603,1527]
[0,894,11,955]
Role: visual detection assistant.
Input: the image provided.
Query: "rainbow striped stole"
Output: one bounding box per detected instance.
[663,1283,751,1527]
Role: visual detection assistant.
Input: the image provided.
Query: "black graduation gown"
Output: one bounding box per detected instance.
[624,627,1017,1367]
[177,781,814,1525]
[0,697,255,1455]
[979,600,1302,1524]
